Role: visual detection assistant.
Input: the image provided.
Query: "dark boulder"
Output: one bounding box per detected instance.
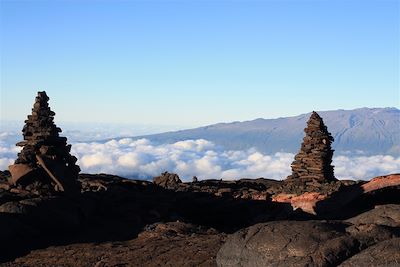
[346,223,399,248]
[345,204,400,227]
[217,220,359,267]
[339,238,400,267]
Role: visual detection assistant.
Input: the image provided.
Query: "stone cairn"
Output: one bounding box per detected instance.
[8,91,80,194]
[286,111,336,183]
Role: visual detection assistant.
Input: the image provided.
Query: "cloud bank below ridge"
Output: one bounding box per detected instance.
[1,136,398,181]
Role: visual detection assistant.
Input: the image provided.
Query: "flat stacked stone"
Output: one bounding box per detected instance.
[286,111,336,183]
[8,91,80,194]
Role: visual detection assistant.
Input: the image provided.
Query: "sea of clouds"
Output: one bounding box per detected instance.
[1,131,399,181]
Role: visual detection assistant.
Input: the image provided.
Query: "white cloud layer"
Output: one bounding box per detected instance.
[1,135,399,181]
[70,138,296,180]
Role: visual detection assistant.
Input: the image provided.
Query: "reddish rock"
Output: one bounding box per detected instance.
[273,174,400,215]
[362,174,400,193]
[272,192,327,214]
[8,164,34,185]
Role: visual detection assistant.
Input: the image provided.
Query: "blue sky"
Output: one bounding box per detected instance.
[1,0,399,127]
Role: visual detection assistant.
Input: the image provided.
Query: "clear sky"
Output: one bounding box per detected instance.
[1,0,399,127]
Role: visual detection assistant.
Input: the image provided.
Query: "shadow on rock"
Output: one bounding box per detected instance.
[0,174,293,263]
[316,183,400,220]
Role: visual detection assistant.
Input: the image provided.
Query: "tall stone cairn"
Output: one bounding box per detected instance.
[286,111,336,183]
[8,91,80,194]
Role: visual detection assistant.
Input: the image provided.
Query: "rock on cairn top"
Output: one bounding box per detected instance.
[286,111,336,183]
[8,91,80,194]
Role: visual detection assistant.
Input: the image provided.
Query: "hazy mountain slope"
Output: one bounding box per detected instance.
[131,108,400,155]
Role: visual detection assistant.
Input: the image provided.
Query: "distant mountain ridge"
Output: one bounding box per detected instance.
[130,108,400,156]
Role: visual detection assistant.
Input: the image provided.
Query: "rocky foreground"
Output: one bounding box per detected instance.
[0,171,399,267]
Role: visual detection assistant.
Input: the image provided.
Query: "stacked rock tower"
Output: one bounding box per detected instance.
[9,91,80,193]
[286,111,336,183]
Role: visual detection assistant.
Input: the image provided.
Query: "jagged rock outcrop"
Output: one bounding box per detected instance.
[153,171,182,189]
[287,111,336,183]
[8,91,80,194]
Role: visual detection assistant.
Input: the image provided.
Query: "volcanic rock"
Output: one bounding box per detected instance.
[8,91,80,195]
[7,222,225,267]
[339,238,400,267]
[287,111,336,183]
[345,223,399,248]
[153,171,182,189]
[361,173,400,193]
[0,172,400,265]
[217,221,359,267]
[346,204,400,227]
